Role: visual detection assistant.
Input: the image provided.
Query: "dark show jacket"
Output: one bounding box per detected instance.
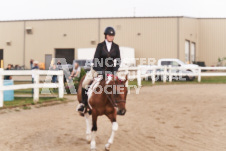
[92,41,121,74]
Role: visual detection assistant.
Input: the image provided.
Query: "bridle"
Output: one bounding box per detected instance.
[106,92,127,108]
[105,76,127,108]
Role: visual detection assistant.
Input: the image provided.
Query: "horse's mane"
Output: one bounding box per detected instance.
[99,77,125,87]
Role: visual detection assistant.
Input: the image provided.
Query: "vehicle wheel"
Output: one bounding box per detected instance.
[186,70,195,81]
[147,76,161,81]
[156,76,162,81]
[186,76,195,81]
[148,76,152,81]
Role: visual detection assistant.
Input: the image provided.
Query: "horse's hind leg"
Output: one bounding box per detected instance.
[90,110,98,151]
[84,112,92,143]
[105,113,118,151]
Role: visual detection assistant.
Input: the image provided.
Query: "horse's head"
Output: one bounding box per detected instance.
[113,74,128,116]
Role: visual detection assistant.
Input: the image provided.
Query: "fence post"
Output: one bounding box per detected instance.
[0,68,3,107]
[152,67,156,84]
[58,70,64,98]
[169,65,172,82]
[163,66,167,83]
[137,67,142,87]
[33,70,39,103]
[198,68,201,82]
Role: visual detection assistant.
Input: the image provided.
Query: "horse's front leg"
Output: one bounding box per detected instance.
[105,111,118,151]
[84,112,92,143]
[90,109,98,151]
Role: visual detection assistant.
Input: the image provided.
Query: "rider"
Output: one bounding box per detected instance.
[77,26,121,113]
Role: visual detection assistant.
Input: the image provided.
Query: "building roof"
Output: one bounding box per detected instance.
[1,16,226,22]
[0,16,187,22]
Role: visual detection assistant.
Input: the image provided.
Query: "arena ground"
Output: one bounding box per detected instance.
[0,84,226,151]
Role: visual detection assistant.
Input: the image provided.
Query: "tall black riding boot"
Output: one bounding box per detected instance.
[77,88,88,113]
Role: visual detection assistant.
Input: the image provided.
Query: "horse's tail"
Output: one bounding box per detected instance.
[77,75,86,104]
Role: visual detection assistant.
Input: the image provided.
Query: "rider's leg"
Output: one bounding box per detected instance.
[77,87,88,113]
[77,68,96,113]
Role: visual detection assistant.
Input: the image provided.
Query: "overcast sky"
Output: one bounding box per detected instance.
[0,0,226,21]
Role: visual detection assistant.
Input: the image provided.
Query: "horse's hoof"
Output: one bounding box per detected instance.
[105,144,110,151]
[90,147,96,151]
[90,141,96,151]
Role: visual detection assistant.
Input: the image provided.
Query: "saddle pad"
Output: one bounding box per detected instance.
[87,76,102,106]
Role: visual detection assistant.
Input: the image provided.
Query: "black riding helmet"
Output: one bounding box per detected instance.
[104,27,115,36]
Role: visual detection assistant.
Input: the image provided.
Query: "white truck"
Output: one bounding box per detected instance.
[140,58,199,81]
[157,58,198,72]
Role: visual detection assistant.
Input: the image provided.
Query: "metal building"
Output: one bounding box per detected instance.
[0,16,226,68]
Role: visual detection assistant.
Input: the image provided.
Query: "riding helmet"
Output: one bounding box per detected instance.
[104,27,115,36]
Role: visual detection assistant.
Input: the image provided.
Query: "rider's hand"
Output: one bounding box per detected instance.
[107,75,113,81]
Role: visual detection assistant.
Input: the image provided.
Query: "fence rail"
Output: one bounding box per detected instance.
[1,66,226,107]
[0,69,64,107]
[119,66,226,86]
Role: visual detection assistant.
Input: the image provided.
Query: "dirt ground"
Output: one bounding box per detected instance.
[1,84,226,151]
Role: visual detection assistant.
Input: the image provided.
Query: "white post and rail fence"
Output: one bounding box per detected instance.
[0,69,64,107]
[1,66,226,108]
[119,66,226,87]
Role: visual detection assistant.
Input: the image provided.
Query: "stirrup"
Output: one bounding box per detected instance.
[76,103,86,113]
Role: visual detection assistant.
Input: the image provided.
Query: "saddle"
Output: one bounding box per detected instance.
[86,74,125,103]
[87,75,103,104]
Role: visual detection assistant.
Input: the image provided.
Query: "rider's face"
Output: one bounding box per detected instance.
[106,35,114,42]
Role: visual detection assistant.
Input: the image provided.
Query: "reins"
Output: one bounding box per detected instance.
[104,78,126,108]
[106,94,118,107]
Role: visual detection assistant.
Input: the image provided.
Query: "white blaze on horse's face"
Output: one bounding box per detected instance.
[104,74,128,116]
[106,75,113,85]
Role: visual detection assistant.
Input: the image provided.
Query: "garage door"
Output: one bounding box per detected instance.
[55,49,74,64]
[0,49,3,68]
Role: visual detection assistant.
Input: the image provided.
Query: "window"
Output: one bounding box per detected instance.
[185,40,190,63]
[190,42,196,63]
[161,61,170,66]
[171,61,180,67]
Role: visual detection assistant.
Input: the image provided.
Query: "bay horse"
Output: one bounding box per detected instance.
[77,74,128,151]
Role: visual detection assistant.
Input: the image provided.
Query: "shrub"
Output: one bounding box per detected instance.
[64,67,86,94]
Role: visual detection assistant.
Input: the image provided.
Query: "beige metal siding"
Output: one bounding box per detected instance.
[199,19,226,66]
[179,18,199,63]
[0,22,24,68]
[25,19,99,68]
[2,17,226,68]
[100,18,178,64]
[2,18,179,67]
